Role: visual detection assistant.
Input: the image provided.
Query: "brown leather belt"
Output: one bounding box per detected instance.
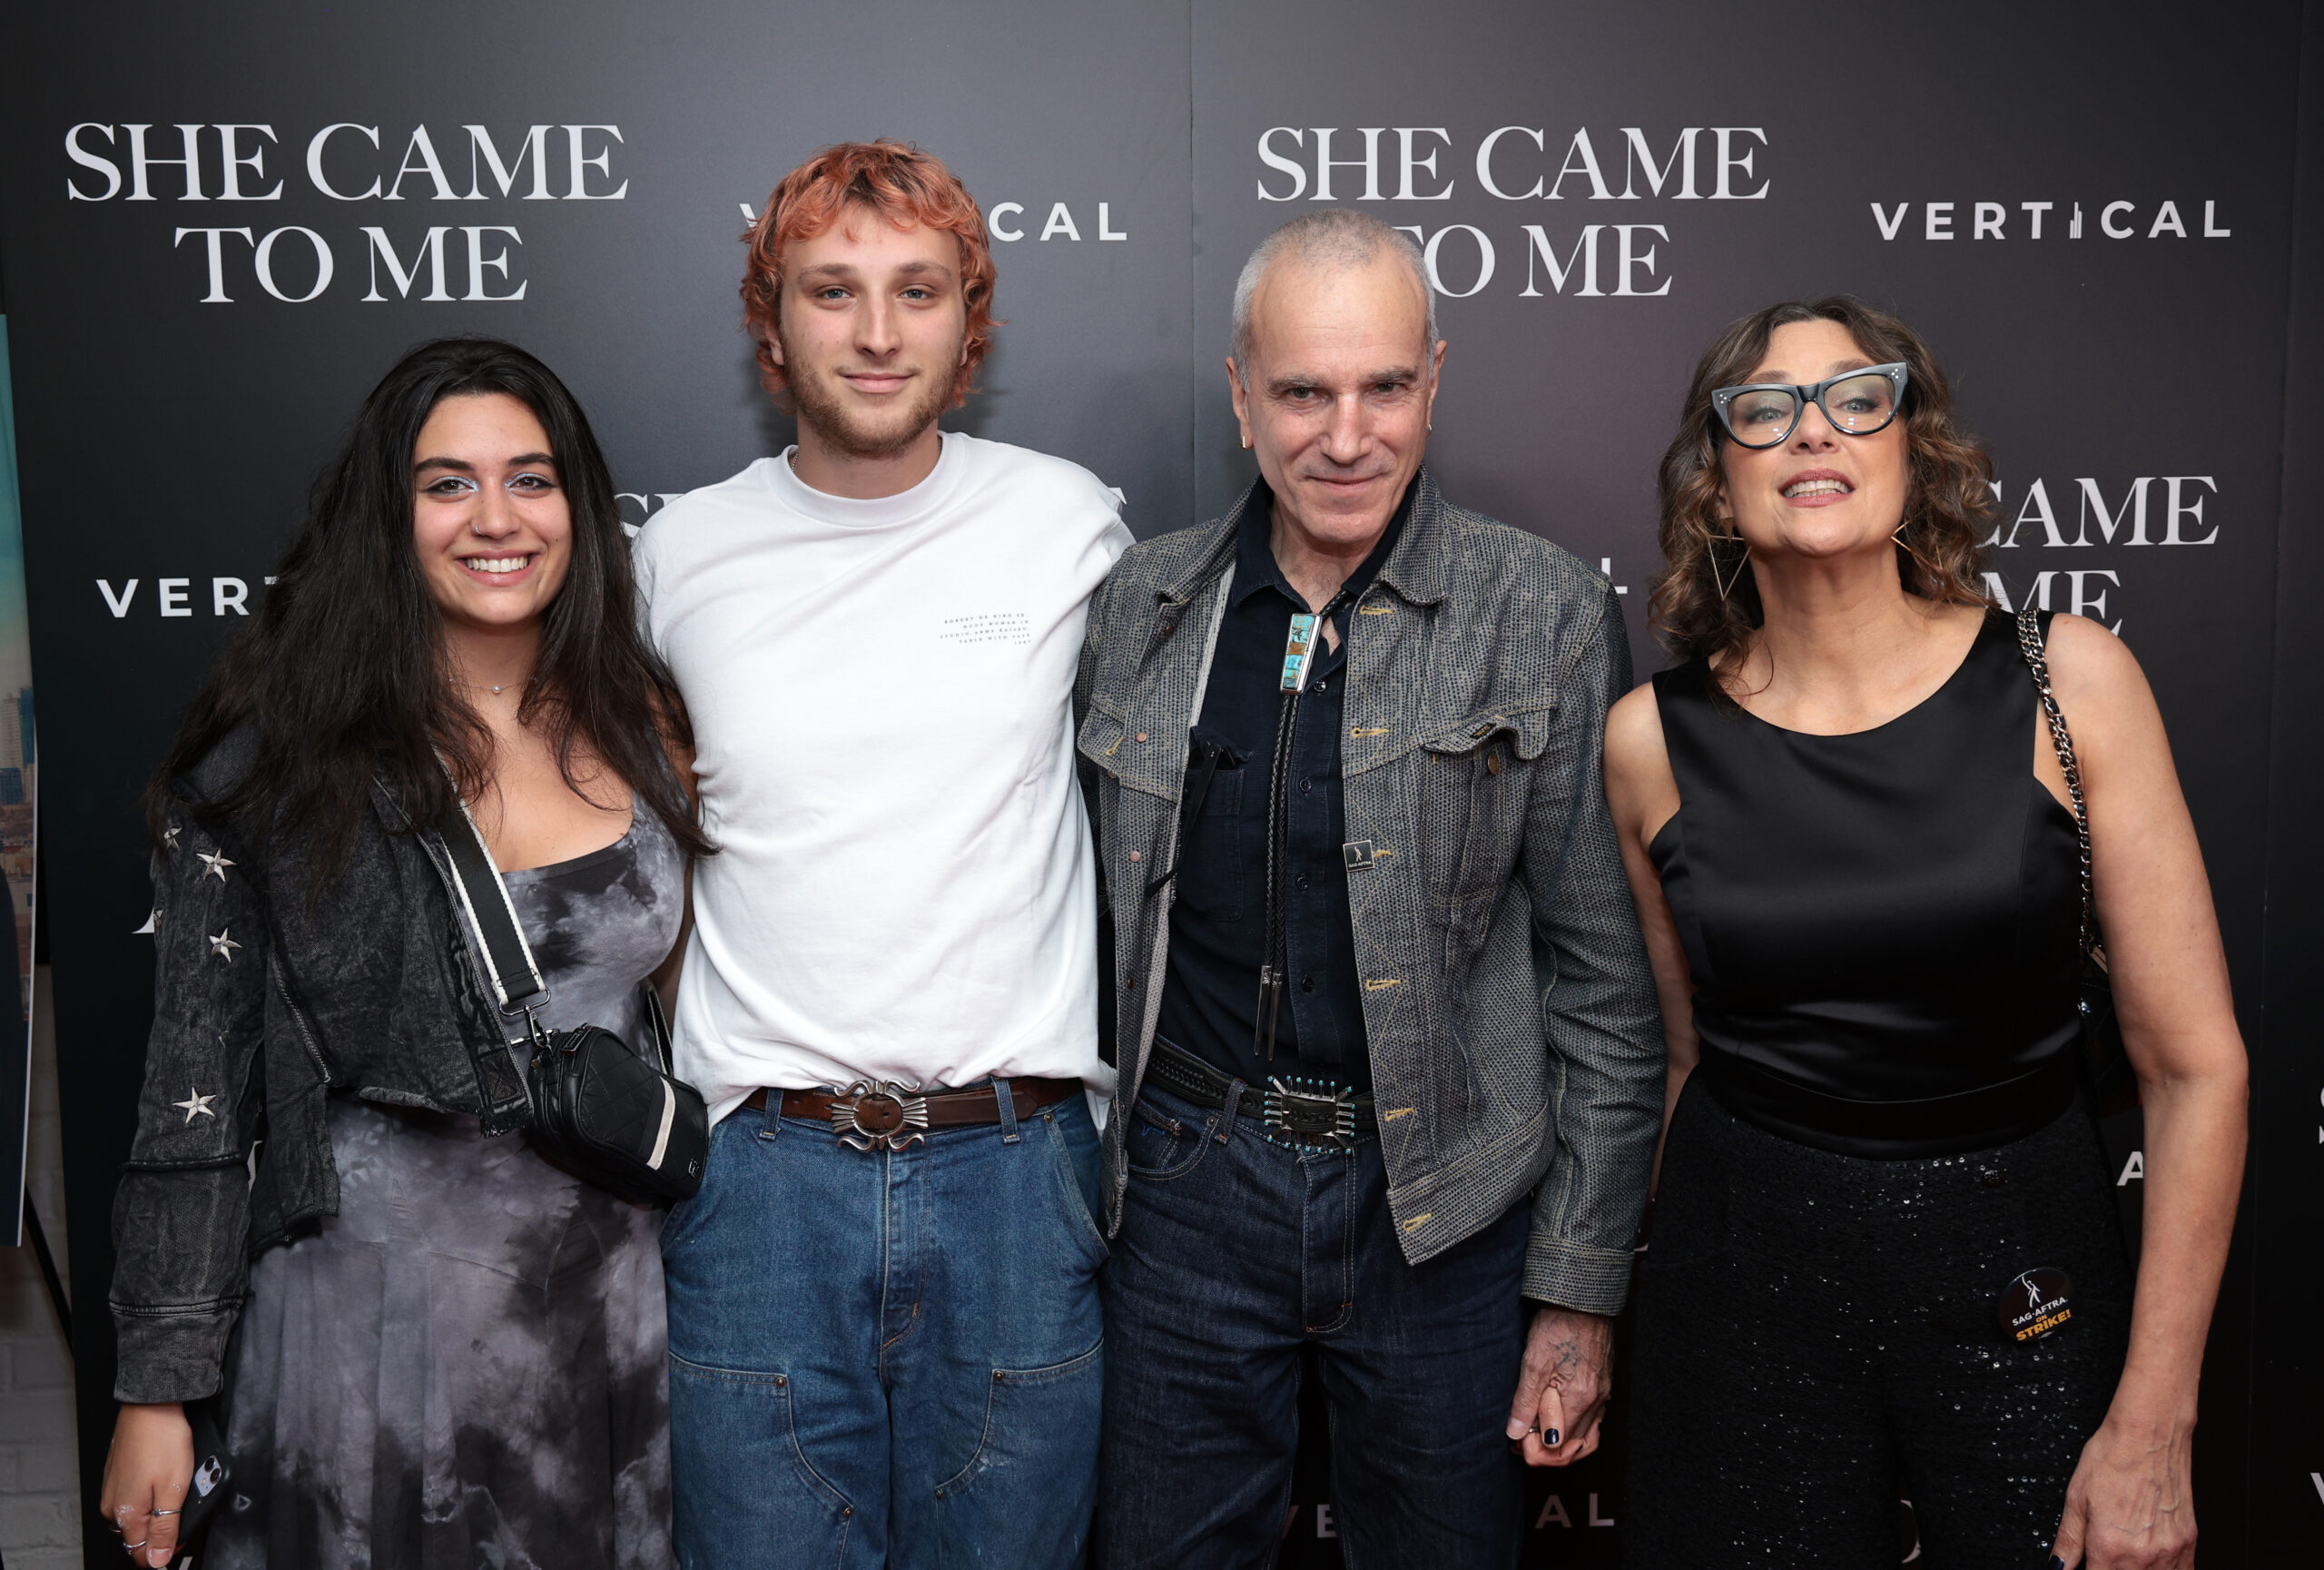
[743,1077,1079,1151]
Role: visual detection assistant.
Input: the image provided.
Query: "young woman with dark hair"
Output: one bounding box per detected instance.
[1610,299,2244,1569]
[99,336,704,1569]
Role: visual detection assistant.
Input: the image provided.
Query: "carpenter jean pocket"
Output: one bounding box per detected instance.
[665,1352,857,1560]
[932,1338,1104,1507]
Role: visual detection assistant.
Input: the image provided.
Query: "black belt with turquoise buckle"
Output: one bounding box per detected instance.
[1144,1037,1376,1147]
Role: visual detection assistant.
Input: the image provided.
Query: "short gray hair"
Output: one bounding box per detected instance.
[1229,209,1440,381]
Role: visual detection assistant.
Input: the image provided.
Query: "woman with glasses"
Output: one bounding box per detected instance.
[1606,297,2244,1568]
[99,338,705,1569]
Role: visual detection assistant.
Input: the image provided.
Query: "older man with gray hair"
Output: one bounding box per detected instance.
[1075,209,1664,1565]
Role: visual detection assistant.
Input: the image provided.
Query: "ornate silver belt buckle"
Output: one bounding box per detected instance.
[831,1081,931,1151]
[1261,1076,1357,1148]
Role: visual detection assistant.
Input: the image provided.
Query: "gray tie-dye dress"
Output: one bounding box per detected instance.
[208,806,684,1569]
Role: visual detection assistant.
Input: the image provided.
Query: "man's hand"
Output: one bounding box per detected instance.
[1505,1306,1613,1466]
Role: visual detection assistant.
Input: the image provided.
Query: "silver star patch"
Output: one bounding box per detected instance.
[208,929,241,963]
[196,849,236,882]
[162,823,182,851]
[172,1087,219,1123]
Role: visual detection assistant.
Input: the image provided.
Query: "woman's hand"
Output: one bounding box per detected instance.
[2049,1413,2196,1568]
[99,1402,193,1567]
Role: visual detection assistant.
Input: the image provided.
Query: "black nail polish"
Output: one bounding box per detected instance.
[1545,1428,1560,1446]
[2051,1558,2065,1569]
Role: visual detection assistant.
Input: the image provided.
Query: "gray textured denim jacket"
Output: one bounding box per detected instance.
[1073,471,1664,1315]
[109,726,532,1404]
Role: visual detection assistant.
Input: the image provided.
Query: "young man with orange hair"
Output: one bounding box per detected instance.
[634,140,1129,1568]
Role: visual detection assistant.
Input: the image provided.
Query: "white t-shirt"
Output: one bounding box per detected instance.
[633,432,1131,1124]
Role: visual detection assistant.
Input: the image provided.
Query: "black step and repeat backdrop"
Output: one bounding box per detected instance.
[3,2,2318,1564]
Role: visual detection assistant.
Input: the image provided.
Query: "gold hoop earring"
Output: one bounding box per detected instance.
[1240,435,1251,450]
[1708,530,1751,602]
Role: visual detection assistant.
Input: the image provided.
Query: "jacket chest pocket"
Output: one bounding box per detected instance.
[1418,706,1554,932]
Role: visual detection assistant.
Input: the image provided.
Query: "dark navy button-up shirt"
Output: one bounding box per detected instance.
[1150,483,1409,1094]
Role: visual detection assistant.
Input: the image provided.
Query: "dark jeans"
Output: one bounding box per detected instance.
[1096,1081,1530,1569]
[661,1085,1108,1570]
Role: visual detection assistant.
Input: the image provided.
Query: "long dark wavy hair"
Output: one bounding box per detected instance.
[1649,296,1995,668]
[149,336,713,880]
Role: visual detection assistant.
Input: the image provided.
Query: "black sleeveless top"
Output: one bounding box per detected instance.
[1649,608,2083,1158]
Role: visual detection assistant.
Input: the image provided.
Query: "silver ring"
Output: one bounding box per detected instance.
[123,1541,149,1551]
[149,1507,181,1516]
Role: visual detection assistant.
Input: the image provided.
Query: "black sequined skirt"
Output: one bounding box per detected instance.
[1625,1077,2132,1568]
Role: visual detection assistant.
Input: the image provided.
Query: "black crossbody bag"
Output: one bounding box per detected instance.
[2014,606,2139,1116]
[438,801,709,1204]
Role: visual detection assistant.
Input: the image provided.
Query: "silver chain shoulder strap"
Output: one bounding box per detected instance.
[2013,604,2096,959]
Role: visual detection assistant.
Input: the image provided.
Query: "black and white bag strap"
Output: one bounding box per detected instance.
[436,795,551,1028]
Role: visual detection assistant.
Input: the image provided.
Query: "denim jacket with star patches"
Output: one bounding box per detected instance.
[110,723,534,1404]
[1073,469,1664,1316]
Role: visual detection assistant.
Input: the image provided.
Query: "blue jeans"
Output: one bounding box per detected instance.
[661,1083,1107,1569]
[1096,1081,1530,1569]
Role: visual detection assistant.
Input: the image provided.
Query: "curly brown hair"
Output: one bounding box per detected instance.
[1649,296,1995,667]
[740,139,999,409]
